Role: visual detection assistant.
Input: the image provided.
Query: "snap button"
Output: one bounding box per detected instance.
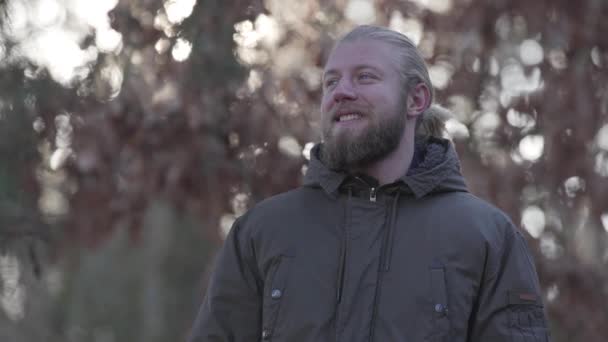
[271,289,282,299]
[262,329,271,339]
[434,303,445,313]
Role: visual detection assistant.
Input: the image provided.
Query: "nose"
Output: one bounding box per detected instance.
[332,79,357,103]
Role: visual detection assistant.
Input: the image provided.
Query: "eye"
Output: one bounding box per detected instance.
[358,72,376,81]
[324,78,338,89]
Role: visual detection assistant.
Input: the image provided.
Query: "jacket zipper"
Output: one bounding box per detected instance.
[335,232,348,342]
[336,238,347,303]
[338,179,380,340]
[369,187,377,202]
[369,189,400,341]
[352,176,377,203]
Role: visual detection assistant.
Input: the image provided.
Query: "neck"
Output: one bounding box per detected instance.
[359,127,416,186]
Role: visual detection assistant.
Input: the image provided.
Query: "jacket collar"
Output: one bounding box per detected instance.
[398,137,466,198]
[303,144,348,198]
[303,137,468,199]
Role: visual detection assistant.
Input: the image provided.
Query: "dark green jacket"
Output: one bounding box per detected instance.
[188,137,550,342]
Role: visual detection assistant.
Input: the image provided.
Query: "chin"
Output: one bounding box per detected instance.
[334,132,363,147]
[334,123,367,133]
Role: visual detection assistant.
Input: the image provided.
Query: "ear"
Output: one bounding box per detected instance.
[406,83,431,118]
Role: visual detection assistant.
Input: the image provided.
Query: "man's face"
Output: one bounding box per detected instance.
[320,39,407,170]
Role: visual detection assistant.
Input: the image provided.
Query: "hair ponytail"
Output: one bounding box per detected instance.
[416,104,452,138]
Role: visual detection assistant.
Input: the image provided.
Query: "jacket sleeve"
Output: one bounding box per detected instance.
[468,222,551,342]
[187,217,263,342]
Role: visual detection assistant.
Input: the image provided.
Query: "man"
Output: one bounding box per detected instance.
[188,25,550,341]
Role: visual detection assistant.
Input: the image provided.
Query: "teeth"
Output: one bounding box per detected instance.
[338,114,361,122]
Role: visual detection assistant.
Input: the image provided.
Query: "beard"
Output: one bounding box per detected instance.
[320,106,406,171]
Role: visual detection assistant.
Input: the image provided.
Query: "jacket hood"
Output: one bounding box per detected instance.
[303,137,468,198]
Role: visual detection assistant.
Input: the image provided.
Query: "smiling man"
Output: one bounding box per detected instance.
[188,25,550,342]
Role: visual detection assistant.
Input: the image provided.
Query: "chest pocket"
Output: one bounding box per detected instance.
[261,255,293,341]
[426,264,451,342]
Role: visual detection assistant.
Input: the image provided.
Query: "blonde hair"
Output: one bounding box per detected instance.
[336,25,449,138]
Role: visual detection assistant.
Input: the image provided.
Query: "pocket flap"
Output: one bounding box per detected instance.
[262,255,294,339]
[507,290,543,307]
[429,266,448,309]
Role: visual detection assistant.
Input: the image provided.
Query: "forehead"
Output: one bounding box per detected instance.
[323,39,398,75]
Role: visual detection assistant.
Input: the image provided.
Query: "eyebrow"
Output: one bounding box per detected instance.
[322,64,384,80]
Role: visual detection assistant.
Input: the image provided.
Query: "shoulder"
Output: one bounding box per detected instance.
[425,192,527,276]
[255,186,320,209]
[235,186,328,235]
[436,191,514,225]
[250,186,325,217]
[458,192,517,239]
[429,191,519,248]
[230,186,332,265]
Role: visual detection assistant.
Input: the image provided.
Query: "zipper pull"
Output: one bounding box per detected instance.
[370,187,377,202]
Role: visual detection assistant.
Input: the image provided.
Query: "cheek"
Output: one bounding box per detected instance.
[321,94,335,113]
[375,91,401,112]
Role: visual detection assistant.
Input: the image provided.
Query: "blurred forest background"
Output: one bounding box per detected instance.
[0,0,607,341]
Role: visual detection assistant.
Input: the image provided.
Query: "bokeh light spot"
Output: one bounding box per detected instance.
[540,234,561,259]
[247,70,263,92]
[33,0,66,28]
[411,0,453,14]
[564,176,585,198]
[546,284,559,302]
[172,38,192,62]
[520,39,544,66]
[155,38,171,54]
[445,119,470,140]
[345,0,376,25]
[302,142,315,161]
[519,135,544,161]
[507,108,535,130]
[254,14,283,48]
[231,193,249,216]
[389,11,423,45]
[595,124,608,151]
[164,0,196,24]
[96,28,123,53]
[595,152,608,177]
[429,61,454,90]
[0,255,25,322]
[219,214,235,239]
[522,205,546,238]
[548,49,568,70]
[474,111,501,136]
[601,213,608,233]
[591,47,603,68]
[278,136,302,158]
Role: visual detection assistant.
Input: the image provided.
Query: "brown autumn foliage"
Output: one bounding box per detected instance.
[0,0,607,341]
